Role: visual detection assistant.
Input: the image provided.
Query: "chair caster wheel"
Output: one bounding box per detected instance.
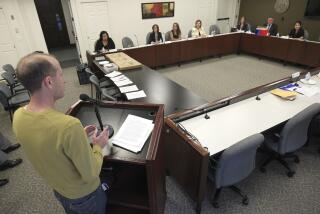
[260,167,266,173]
[294,157,300,163]
[242,197,249,205]
[212,201,219,208]
[287,171,295,177]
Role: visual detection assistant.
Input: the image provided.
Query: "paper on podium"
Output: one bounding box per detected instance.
[111,114,154,153]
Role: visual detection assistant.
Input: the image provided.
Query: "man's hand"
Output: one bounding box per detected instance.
[84,125,96,136]
[92,128,109,149]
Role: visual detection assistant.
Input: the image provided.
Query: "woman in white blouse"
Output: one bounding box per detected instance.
[191,19,206,38]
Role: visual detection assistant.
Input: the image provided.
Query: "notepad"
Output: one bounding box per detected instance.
[119,85,139,93]
[111,114,154,153]
[126,90,146,100]
[271,88,298,100]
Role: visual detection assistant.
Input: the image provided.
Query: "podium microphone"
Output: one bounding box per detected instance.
[79,94,114,138]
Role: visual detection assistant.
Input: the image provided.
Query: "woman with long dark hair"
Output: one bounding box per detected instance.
[170,22,182,41]
[94,31,116,52]
[148,24,163,44]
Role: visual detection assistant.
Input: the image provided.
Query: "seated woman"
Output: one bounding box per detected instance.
[191,19,206,38]
[148,24,163,44]
[288,21,305,39]
[237,16,249,32]
[94,31,116,52]
[170,22,182,41]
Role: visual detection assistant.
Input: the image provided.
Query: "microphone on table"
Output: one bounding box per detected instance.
[79,94,114,138]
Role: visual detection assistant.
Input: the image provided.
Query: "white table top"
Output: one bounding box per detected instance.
[180,76,320,155]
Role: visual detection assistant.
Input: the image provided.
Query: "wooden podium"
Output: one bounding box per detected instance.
[66,101,166,214]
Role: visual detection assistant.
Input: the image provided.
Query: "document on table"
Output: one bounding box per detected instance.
[111,114,154,153]
[125,90,146,100]
[99,61,110,65]
[105,71,122,78]
[110,75,129,82]
[119,85,139,93]
[113,79,133,87]
[295,86,319,97]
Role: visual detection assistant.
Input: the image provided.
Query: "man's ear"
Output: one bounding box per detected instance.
[43,75,53,89]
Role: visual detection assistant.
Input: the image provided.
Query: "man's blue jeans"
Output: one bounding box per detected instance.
[54,185,107,214]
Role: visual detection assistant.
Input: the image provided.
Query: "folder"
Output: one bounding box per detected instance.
[270,88,298,100]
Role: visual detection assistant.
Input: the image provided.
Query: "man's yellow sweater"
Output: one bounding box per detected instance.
[12,107,103,199]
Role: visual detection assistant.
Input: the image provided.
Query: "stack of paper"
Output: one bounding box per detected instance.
[271,88,298,100]
[111,115,154,153]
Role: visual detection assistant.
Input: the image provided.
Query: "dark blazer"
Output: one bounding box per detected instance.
[237,23,249,32]
[148,32,163,44]
[94,38,116,52]
[264,23,278,36]
[289,28,305,39]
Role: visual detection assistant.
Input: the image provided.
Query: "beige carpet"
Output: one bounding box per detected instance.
[0,56,315,214]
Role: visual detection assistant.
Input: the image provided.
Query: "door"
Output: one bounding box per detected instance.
[0,6,19,68]
[80,1,110,51]
[216,0,238,33]
[34,0,70,49]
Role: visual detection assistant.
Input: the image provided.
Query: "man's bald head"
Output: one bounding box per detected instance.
[16,53,59,94]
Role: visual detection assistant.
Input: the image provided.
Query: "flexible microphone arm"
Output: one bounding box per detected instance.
[134,34,139,46]
[79,94,104,130]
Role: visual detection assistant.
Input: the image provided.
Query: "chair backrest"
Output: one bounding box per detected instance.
[209,25,221,35]
[89,75,101,91]
[165,31,171,41]
[2,64,16,77]
[1,71,15,86]
[0,84,11,109]
[304,29,309,40]
[122,37,134,48]
[247,23,251,32]
[85,67,94,76]
[188,30,192,38]
[214,134,264,188]
[279,103,320,154]
[146,32,151,44]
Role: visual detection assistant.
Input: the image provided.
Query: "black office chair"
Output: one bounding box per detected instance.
[307,113,320,153]
[2,64,17,81]
[146,32,151,44]
[260,103,320,177]
[89,75,118,101]
[208,134,264,208]
[188,30,192,38]
[0,83,30,121]
[209,25,221,35]
[165,31,171,41]
[122,37,134,48]
[1,71,26,94]
[304,29,309,40]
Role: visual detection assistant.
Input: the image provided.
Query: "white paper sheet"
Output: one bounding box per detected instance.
[99,61,110,65]
[125,90,147,100]
[119,85,139,93]
[113,79,133,87]
[105,71,122,78]
[111,114,154,153]
[110,75,129,82]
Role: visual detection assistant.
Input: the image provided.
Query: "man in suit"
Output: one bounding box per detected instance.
[0,132,23,187]
[264,17,278,36]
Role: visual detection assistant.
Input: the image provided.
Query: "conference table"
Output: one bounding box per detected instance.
[88,32,320,69]
[87,32,320,213]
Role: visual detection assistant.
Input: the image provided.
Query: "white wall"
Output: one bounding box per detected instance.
[70,0,221,63]
[0,0,47,69]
